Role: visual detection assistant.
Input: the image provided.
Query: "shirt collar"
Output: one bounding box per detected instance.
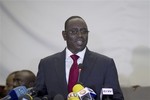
[66,47,86,60]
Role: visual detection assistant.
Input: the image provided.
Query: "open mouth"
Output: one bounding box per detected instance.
[77,40,83,45]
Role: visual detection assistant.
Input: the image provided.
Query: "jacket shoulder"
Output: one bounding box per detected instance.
[41,50,65,61]
[88,50,113,61]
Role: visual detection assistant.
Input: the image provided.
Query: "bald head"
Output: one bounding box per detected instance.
[64,16,87,30]
[13,70,36,88]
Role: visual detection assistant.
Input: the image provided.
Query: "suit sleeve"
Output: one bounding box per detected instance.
[104,59,124,100]
[35,59,48,97]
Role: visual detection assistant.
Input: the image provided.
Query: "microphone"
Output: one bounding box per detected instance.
[77,64,83,83]
[100,88,113,100]
[41,95,49,100]
[72,84,84,92]
[19,94,42,100]
[33,97,42,100]
[18,87,39,100]
[27,87,38,97]
[1,86,28,100]
[86,88,96,99]
[67,92,79,100]
[73,84,96,100]
[77,87,93,100]
[53,94,64,100]
[18,94,33,100]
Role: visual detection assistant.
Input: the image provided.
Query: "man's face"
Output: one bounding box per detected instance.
[13,72,31,88]
[4,74,15,94]
[62,18,88,54]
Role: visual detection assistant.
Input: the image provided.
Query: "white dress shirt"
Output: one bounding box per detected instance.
[65,47,86,84]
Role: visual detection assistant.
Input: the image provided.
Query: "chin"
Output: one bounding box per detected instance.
[76,47,85,52]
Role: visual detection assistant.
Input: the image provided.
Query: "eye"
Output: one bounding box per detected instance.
[80,29,89,34]
[69,30,77,34]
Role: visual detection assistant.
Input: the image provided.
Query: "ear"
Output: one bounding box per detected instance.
[62,31,67,41]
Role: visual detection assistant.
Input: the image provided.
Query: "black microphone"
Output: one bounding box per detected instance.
[42,95,49,100]
[18,87,39,100]
[19,94,42,100]
[33,97,42,100]
[19,95,42,100]
[53,94,64,100]
[27,87,38,97]
[1,86,28,100]
[77,63,83,83]
[1,86,38,100]
[100,88,113,100]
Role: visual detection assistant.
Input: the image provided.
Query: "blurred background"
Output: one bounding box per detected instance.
[0,0,149,87]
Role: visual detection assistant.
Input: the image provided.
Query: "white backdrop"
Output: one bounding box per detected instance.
[0,0,150,86]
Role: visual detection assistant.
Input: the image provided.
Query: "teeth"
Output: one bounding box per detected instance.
[77,40,83,45]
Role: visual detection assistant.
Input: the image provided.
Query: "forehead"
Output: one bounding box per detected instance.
[66,18,87,29]
[15,72,30,79]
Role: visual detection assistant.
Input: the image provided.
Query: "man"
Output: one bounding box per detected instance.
[35,16,124,100]
[13,70,36,88]
[3,71,19,95]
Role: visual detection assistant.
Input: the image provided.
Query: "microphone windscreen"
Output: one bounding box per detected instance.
[72,84,84,92]
[19,94,33,100]
[68,96,79,100]
[87,87,97,98]
[33,97,42,100]
[77,87,92,100]
[9,86,28,99]
[27,87,38,97]
[42,95,49,100]
[68,92,79,100]
[53,94,64,100]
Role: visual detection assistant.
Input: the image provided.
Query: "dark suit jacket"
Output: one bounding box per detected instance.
[35,48,124,100]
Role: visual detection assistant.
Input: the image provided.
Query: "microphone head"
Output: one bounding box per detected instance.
[78,64,83,70]
[86,87,97,98]
[42,95,49,100]
[72,84,84,92]
[53,94,64,100]
[18,94,33,100]
[33,97,42,100]
[77,87,92,100]
[27,87,38,97]
[8,86,28,99]
[101,88,113,95]
[100,88,113,100]
[68,92,79,100]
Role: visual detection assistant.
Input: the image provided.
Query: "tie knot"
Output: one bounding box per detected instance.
[70,55,79,61]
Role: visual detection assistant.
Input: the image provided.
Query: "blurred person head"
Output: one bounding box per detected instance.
[13,70,36,88]
[4,71,19,95]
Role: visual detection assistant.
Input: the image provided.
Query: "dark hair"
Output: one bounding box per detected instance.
[20,69,36,81]
[64,16,86,30]
[7,71,19,78]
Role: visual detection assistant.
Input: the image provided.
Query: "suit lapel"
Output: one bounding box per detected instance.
[80,49,97,84]
[52,49,97,94]
[54,50,68,94]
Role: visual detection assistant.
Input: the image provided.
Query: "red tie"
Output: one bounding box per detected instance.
[68,55,79,93]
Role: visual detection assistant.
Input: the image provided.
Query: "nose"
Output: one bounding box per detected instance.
[77,31,82,37]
